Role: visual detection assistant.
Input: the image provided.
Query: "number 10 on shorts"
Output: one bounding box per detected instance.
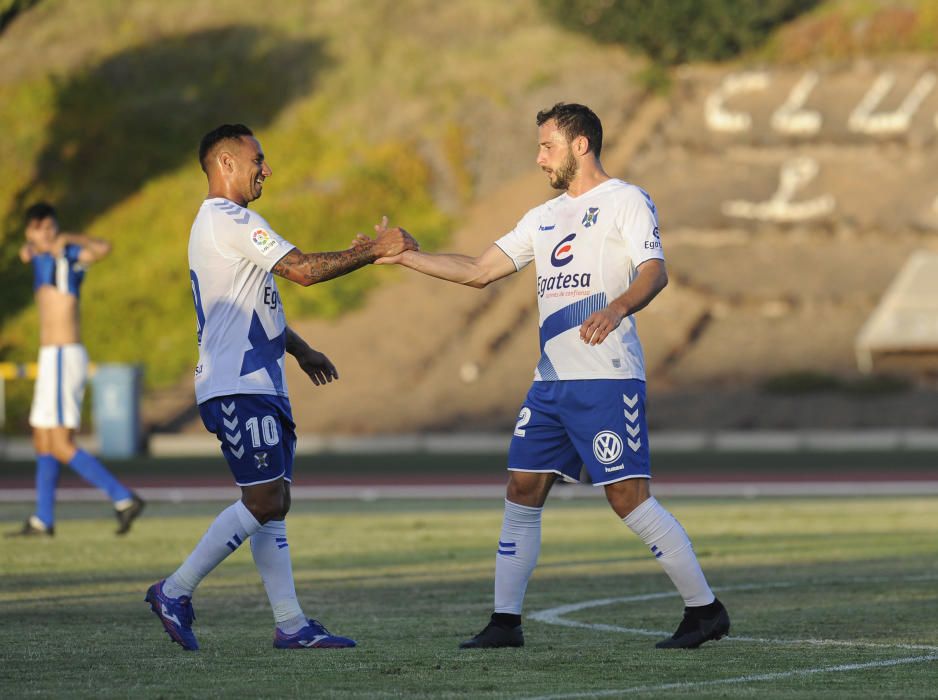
[245,415,280,447]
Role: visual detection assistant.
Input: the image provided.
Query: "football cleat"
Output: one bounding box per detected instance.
[5,515,54,538]
[115,494,145,535]
[145,580,199,651]
[273,619,356,649]
[656,598,730,649]
[459,620,524,649]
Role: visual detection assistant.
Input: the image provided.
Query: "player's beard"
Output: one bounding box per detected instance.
[547,152,578,191]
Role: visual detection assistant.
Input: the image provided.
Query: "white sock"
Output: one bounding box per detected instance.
[623,497,715,607]
[250,519,306,633]
[163,500,261,598]
[493,499,542,615]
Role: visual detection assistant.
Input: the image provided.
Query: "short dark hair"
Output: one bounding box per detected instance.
[25,202,57,225]
[199,123,254,173]
[536,103,603,158]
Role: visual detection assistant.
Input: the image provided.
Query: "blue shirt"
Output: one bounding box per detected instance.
[32,244,85,297]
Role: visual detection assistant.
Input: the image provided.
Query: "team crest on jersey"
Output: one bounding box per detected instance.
[581,207,600,228]
[251,228,277,255]
[592,430,623,465]
[550,233,576,267]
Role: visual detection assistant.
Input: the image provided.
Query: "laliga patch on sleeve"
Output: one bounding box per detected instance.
[251,228,278,255]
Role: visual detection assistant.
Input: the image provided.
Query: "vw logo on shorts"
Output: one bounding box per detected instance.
[592,431,623,464]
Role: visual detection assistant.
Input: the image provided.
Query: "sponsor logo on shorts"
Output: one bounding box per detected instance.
[251,228,278,255]
[604,463,625,473]
[592,431,623,465]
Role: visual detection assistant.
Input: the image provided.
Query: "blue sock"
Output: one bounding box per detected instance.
[35,454,60,528]
[68,449,132,503]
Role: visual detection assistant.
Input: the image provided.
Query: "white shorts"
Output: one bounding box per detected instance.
[29,344,88,429]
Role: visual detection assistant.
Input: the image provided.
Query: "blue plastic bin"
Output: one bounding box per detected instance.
[91,364,142,458]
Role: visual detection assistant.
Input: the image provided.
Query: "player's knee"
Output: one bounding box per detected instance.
[605,479,650,518]
[506,473,551,507]
[32,432,49,455]
[242,488,286,523]
[49,442,75,464]
[244,499,282,524]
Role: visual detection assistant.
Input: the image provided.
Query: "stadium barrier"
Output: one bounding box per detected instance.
[0,361,142,458]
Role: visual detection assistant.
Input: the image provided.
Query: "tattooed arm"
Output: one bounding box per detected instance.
[272,247,374,286]
[285,326,338,386]
[271,217,418,287]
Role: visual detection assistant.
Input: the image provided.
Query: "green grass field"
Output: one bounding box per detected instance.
[3,496,938,698]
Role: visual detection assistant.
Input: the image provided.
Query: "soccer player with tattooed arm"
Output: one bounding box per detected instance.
[145,123,417,651]
[377,103,730,650]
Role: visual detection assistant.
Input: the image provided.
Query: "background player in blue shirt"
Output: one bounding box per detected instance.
[145,124,417,651]
[378,103,730,650]
[8,202,144,537]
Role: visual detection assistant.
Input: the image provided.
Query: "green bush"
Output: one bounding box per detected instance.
[539,0,819,65]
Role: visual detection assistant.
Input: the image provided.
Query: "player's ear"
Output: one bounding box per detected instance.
[217,149,235,174]
[573,135,589,157]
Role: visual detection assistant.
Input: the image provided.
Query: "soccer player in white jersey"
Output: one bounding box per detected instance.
[145,124,417,651]
[377,103,730,649]
[7,203,144,538]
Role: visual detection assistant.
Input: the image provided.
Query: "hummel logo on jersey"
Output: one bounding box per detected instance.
[593,431,623,464]
[538,224,555,231]
[550,233,576,267]
[161,603,181,627]
[215,201,250,225]
[581,207,599,228]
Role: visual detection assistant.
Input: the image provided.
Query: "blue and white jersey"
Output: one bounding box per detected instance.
[188,197,296,404]
[495,178,664,382]
[32,244,85,297]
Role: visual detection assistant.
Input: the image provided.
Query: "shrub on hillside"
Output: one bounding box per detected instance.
[539,0,819,65]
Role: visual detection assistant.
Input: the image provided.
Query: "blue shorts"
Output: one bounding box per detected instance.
[199,394,297,487]
[508,379,650,486]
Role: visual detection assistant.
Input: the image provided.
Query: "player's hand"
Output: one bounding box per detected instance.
[372,215,419,262]
[579,306,625,346]
[294,347,339,386]
[350,233,372,249]
[18,242,37,263]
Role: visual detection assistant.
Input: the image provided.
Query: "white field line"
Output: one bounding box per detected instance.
[525,577,938,699]
[523,654,938,700]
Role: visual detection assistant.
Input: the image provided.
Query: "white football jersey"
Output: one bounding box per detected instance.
[188,197,295,403]
[495,178,663,381]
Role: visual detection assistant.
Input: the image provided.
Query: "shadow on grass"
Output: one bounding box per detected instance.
[1,24,329,330]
